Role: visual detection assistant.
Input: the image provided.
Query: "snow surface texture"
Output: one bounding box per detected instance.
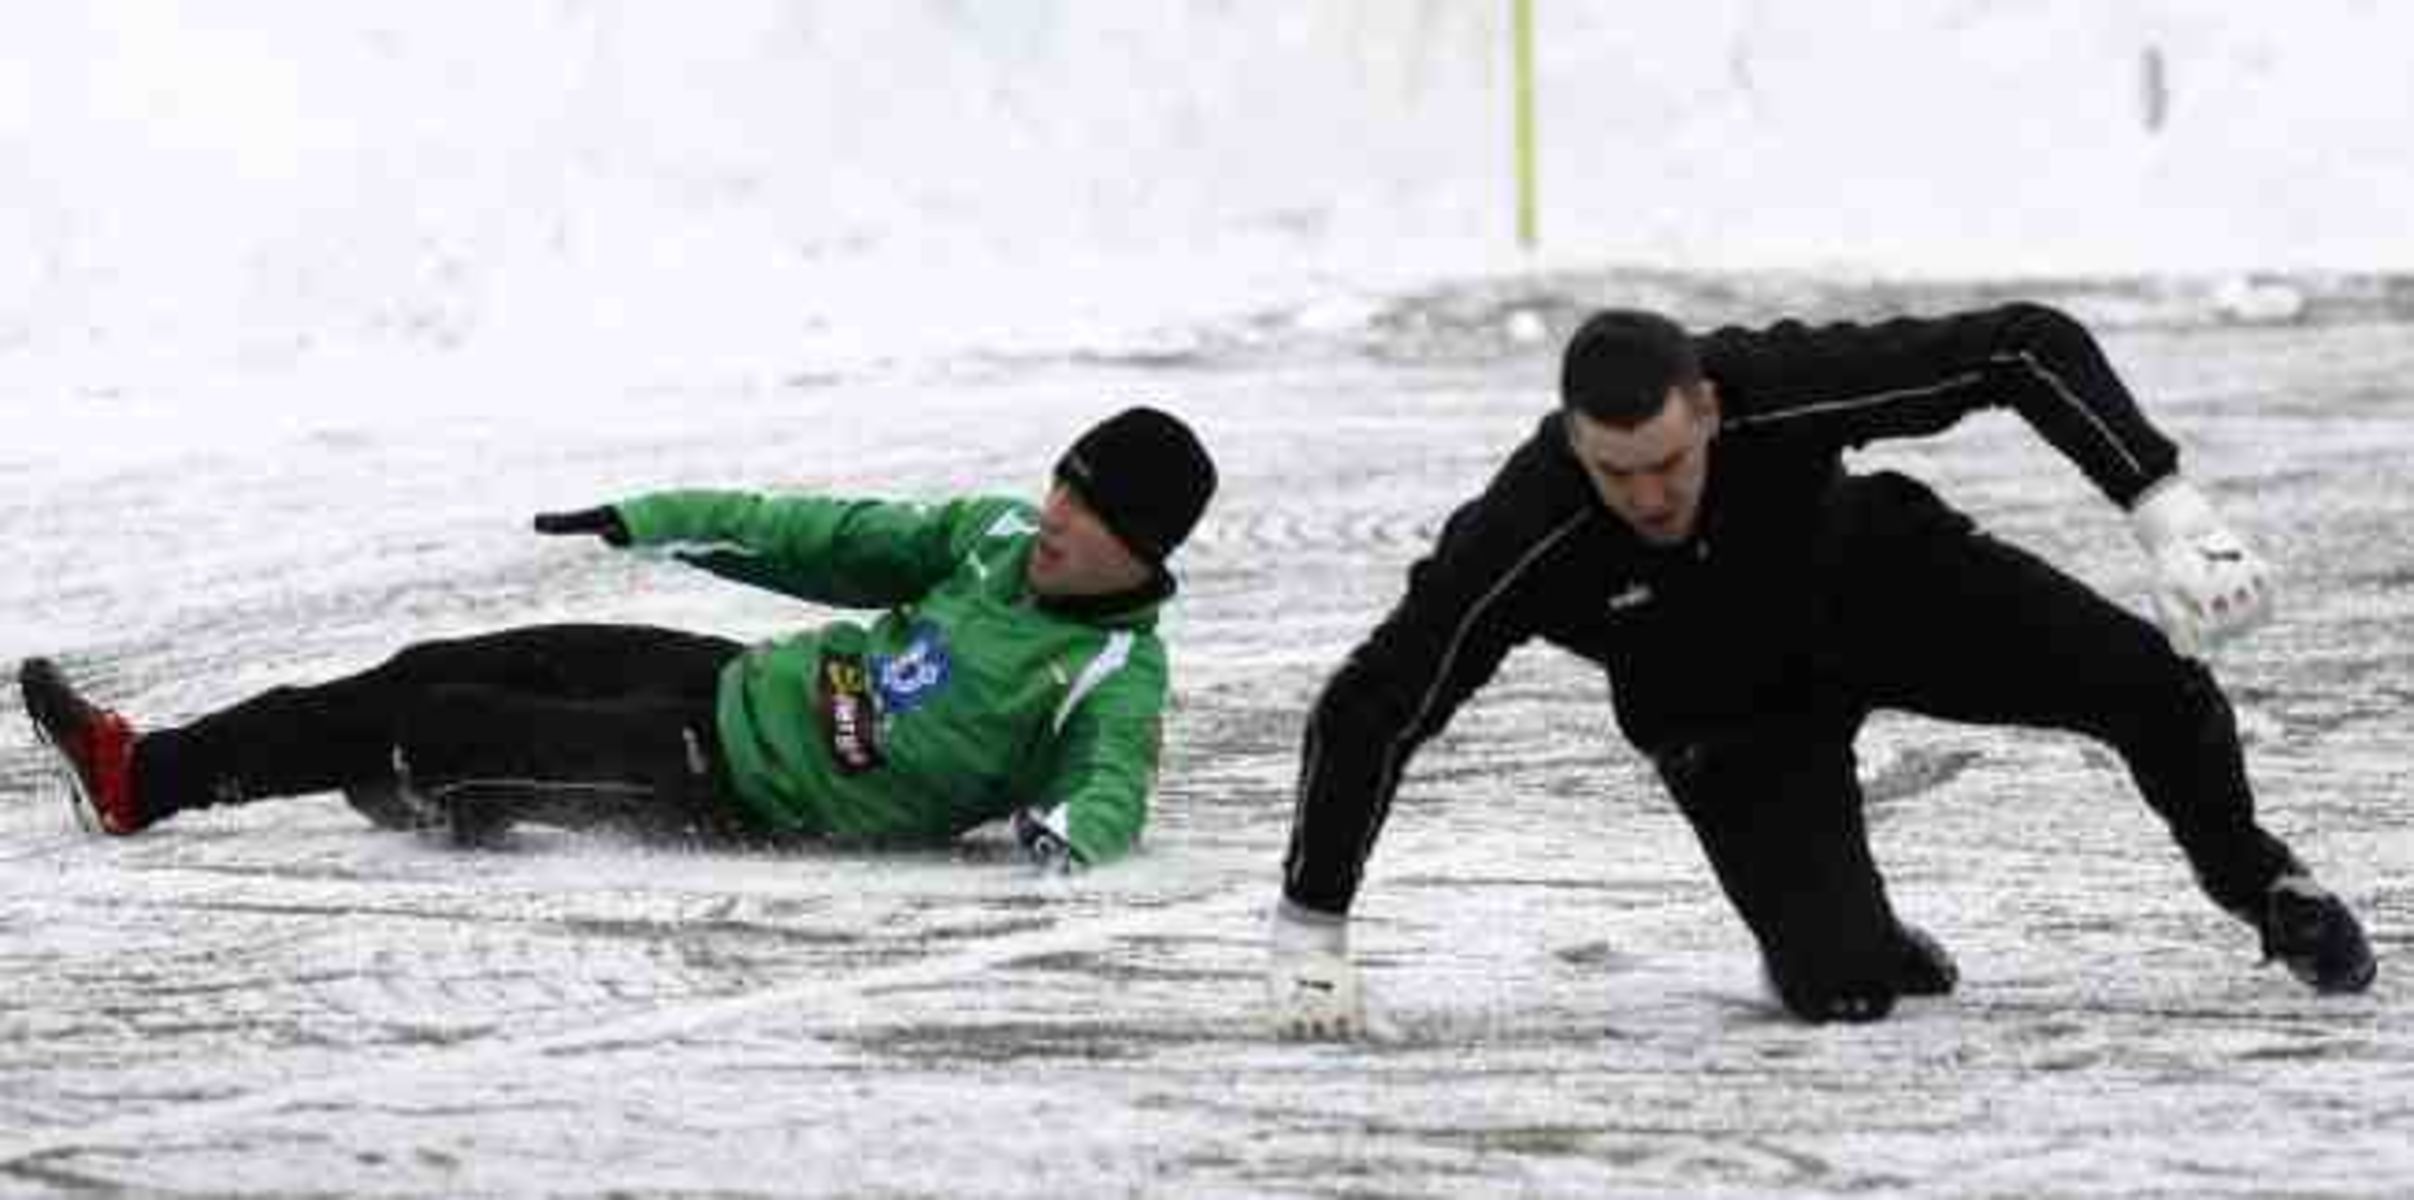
[5,283,2409,1198]
[3,4,2411,1197]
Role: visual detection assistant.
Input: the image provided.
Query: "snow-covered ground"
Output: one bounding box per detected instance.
[4,5,2410,1197]
[4,280,2408,1197]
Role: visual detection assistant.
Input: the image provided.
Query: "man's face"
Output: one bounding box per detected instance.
[1565,383,1720,545]
[1027,483,1154,598]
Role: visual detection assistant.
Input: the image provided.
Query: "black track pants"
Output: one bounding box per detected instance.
[133,625,749,837]
[1658,474,2293,1017]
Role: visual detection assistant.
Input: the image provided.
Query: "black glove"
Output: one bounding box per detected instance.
[1010,806,1081,875]
[533,506,632,547]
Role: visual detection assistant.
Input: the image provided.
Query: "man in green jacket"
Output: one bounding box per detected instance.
[19,407,1217,871]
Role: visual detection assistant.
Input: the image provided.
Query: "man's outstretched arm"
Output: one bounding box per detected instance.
[1705,304,2272,652]
[536,491,1019,610]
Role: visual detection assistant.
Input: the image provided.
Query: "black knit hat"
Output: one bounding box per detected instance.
[1054,406,1217,565]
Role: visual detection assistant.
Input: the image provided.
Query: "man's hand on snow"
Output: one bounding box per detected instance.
[533,506,632,547]
[2128,477,2274,656]
[1266,899,1367,1040]
[1009,806,1081,876]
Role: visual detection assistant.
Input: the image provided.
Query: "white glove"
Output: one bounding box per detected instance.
[2128,477,2275,657]
[1266,900,1366,1040]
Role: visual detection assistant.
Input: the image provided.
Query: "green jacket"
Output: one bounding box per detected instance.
[617,489,1169,865]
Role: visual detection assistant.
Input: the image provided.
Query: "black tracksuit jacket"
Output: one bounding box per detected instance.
[1281,303,2192,916]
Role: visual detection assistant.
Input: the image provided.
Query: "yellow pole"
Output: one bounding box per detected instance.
[1513,0,1538,250]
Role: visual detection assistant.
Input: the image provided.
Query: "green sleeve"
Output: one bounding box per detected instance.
[1028,637,1169,867]
[616,490,1021,609]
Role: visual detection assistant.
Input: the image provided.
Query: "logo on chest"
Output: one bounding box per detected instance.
[1606,581,1655,613]
[870,623,954,714]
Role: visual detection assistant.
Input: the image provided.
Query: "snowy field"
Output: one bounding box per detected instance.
[3,274,2410,1197]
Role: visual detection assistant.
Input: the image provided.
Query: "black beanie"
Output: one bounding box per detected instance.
[1054,406,1217,565]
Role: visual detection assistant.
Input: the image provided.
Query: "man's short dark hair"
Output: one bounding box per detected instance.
[1559,309,1703,428]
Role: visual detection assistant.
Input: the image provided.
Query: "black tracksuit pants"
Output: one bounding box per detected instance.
[132,625,753,840]
[1653,475,2292,1015]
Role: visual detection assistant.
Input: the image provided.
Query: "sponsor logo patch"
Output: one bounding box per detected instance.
[816,652,887,775]
[870,623,953,714]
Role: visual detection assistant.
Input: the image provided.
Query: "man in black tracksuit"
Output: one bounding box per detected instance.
[1266,304,2376,1030]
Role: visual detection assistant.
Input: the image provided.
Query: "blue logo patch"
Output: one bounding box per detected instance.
[870,623,953,713]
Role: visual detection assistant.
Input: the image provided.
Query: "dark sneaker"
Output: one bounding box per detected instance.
[1894,922,1960,997]
[431,783,518,849]
[2242,874,2377,994]
[1766,922,1959,1023]
[18,658,147,835]
[342,779,442,831]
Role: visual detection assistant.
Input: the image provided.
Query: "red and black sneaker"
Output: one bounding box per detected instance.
[17,658,146,835]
